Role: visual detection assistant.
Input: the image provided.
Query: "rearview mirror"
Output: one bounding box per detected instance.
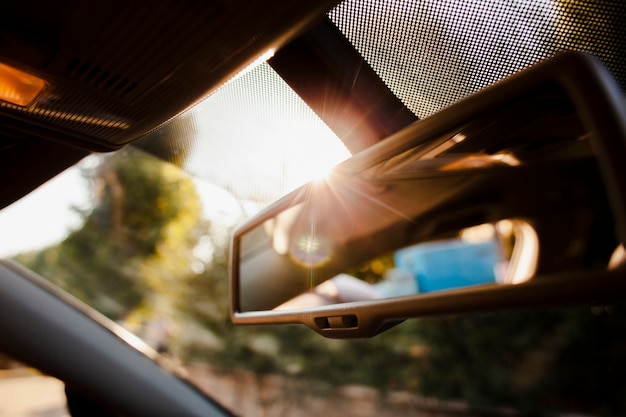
[230,52,626,338]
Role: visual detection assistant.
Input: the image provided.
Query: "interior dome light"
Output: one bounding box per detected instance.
[0,62,47,106]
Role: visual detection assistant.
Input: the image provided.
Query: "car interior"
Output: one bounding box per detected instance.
[0,0,625,416]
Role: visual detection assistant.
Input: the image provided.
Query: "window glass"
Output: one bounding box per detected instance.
[2,1,626,416]
[5,135,625,417]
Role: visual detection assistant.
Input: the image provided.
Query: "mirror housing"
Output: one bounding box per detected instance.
[230,52,626,338]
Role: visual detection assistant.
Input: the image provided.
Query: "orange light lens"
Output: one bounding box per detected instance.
[0,62,46,106]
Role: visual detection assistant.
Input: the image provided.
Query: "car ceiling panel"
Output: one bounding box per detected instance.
[0,0,340,150]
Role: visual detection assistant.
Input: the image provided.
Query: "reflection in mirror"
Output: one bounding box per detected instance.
[275,220,538,310]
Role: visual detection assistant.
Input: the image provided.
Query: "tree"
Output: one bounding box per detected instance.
[411,306,626,415]
[17,147,205,322]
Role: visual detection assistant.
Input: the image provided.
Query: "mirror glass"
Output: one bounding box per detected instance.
[274,220,537,310]
[233,82,618,314]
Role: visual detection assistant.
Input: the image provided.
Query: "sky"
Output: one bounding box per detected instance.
[0,165,88,257]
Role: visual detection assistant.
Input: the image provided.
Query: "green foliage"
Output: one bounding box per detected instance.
[410,307,626,415]
[17,148,205,321]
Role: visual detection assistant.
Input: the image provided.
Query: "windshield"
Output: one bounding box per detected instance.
[2,0,626,416]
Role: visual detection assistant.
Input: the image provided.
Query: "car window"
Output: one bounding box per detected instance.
[1,1,626,416]
[3,76,626,417]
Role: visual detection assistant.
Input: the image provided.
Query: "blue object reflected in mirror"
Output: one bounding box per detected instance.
[393,236,500,294]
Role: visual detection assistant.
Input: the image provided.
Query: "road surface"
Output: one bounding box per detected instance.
[0,370,68,417]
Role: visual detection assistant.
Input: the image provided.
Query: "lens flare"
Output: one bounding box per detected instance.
[290,234,332,267]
